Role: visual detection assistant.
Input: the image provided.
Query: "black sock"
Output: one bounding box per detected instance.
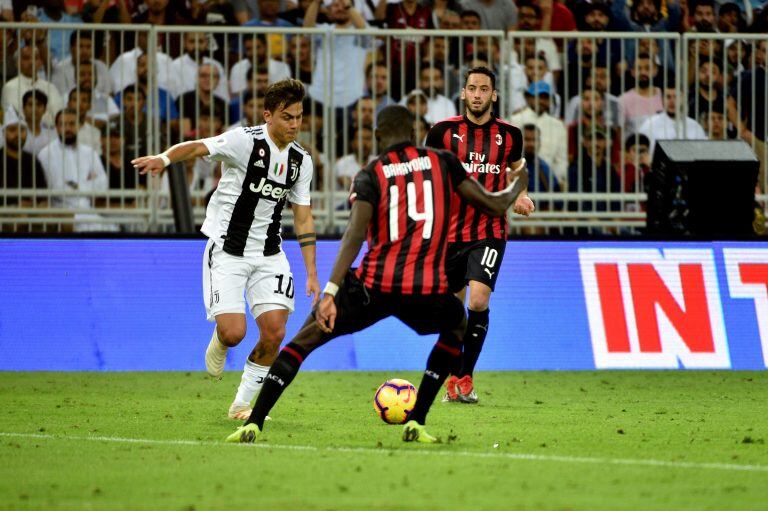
[450,343,463,377]
[246,343,307,430]
[408,333,462,425]
[459,308,489,378]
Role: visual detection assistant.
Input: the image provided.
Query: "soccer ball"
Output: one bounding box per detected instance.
[373,379,417,424]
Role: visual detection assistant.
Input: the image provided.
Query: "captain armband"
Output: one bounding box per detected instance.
[298,232,316,248]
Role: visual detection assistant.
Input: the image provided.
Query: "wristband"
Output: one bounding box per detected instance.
[506,158,526,173]
[159,153,171,168]
[323,282,339,297]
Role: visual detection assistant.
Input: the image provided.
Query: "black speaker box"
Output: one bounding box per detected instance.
[646,140,759,237]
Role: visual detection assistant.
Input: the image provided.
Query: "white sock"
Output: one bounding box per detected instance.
[232,360,270,407]
[211,328,227,353]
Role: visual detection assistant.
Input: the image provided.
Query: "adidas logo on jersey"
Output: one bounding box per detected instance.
[250,177,290,200]
[254,159,265,168]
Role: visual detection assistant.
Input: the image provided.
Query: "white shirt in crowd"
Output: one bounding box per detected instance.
[510,39,563,74]
[509,107,569,182]
[400,92,458,125]
[229,59,292,97]
[37,138,113,232]
[1,75,64,126]
[65,87,120,123]
[308,23,369,108]
[109,48,174,94]
[200,124,313,255]
[169,54,229,101]
[503,60,527,114]
[52,58,113,97]
[23,125,58,156]
[638,112,708,159]
[565,93,623,127]
[425,95,457,125]
[77,122,102,155]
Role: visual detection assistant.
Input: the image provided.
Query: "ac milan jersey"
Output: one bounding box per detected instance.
[426,115,523,242]
[201,124,313,257]
[350,142,467,295]
[385,3,433,63]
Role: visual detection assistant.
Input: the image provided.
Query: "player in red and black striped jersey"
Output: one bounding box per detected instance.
[226,105,528,444]
[426,67,535,404]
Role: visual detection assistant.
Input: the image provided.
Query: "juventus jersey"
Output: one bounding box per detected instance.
[201,124,313,257]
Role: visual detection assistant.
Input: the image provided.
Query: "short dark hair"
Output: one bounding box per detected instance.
[630,0,661,14]
[464,66,496,90]
[376,105,414,139]
[68,88,91,102]
[464,51,491,65]
[719,2,741,16]
[246,65,269,83]
[69,31,93,48]
[22,89,48,108]
[524,53,547,65]
[55,108,79,125]
[366,61,387,78]
[242,90,255,104]
[302,98,323,116]
[625,133,650,151]
[420,60,445,75]
[121,85,146,99]
[697,56,722,72]
[522,123,539,133]
[700,98,725,117]
[460,9,481,20]
[581,84,601,96]
[692,0,716,11]
[195,103,226,123]
[264,78,305,113]
[517,0,541,16]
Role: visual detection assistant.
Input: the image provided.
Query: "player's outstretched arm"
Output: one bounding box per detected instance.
[457,163,529,217]
[315,200,373,333]
[131,141,210,176]
[292,204,320,307]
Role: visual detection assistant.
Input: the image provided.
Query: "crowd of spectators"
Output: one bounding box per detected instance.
[1,0,767,231]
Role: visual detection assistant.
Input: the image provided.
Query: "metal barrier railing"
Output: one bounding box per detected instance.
[1,23,766,235]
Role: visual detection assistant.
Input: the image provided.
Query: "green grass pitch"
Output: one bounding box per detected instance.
[1,371,766,510]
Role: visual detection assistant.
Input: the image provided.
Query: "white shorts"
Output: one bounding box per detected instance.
[202,239,295,321]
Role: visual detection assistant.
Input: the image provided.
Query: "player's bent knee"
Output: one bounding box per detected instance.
[468,295,490,312]
[218,324,246,346]
[468,301,489,312]
[260,323,286,345]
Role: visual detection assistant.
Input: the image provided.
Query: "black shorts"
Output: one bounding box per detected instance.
[446,238,507,293]
[319,271,466,341]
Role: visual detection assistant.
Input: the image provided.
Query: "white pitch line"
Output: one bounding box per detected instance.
[1,432,766,473]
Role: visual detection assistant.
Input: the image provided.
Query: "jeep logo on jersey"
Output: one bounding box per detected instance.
[249,177,290,201]
[579,248,730,369]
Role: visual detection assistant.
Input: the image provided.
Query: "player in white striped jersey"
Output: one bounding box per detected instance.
[132,79,320,420]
